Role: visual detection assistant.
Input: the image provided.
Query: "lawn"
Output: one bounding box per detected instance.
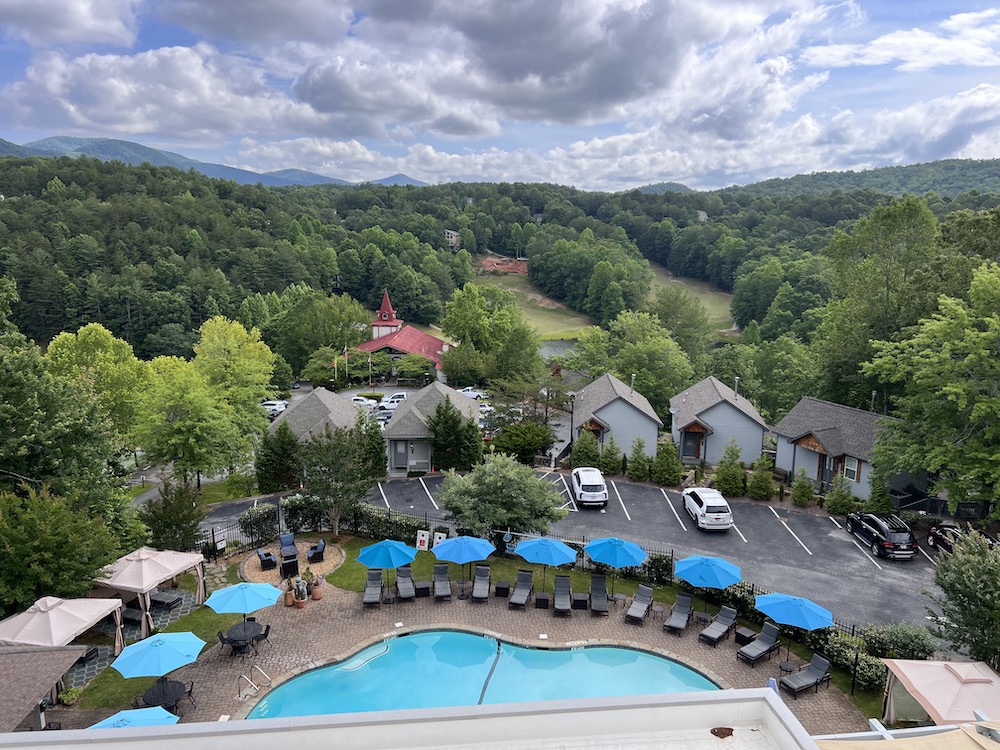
[647,261,735,333]
[473,274,592,340]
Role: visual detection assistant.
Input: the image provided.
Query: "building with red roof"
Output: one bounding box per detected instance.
[356,291,449,371]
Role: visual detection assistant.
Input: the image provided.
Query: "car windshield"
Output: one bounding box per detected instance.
[706,505,730,514]
[581,483,604,492]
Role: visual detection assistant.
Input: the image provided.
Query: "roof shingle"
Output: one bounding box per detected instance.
[669,376,768,431]
[572,373,662,432]
[773,396,886,461]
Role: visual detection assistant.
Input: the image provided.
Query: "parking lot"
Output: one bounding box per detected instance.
[367,471,940,632]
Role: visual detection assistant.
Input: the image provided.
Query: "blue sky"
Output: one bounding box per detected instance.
[1,1,999,190]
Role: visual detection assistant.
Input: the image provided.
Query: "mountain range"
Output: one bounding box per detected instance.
[0,136,427,188]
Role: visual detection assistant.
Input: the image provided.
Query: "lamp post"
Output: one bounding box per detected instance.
[568,392,575,449]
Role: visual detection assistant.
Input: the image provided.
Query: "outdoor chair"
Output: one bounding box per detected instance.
[150,589,183,609]
[736,621,782,666]
[433,563,452,601]
[216,631,230,653]
[471,564,491,603]
[256,548,278,571]
[780,655,832,699]
[130,696,146,709]
[625,584,654,625]
[252,624,272,651]
[396,565,416,602]
[307,539,325,564]
[589,575,609,616]
[553,575,572,616]
[363,570,383,608]
[663,593,693,636]
[278,532,297,560]
[508,569,534,610]
[698,605,737,647]
[185,682,196,708]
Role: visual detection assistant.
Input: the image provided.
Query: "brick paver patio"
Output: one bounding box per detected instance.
[42,549,869,736]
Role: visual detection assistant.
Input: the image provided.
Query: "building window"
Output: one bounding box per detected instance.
[844,456,859,481]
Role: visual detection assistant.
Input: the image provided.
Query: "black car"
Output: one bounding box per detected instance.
[845,512,917,559]
[926,522,997,553]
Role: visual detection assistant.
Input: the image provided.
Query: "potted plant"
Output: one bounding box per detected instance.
[58,688,83,706]
[283,577,296,606]
[293,576,308,608]
[305,568,324,600]
[301,568,316,597]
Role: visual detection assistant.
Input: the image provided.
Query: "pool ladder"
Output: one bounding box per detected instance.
[237,665,272,700]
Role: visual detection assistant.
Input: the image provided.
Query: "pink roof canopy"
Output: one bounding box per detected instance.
[883,659,1000,725]
[0,596,124,654]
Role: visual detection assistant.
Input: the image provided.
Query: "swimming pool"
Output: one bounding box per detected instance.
[247,630,718,719]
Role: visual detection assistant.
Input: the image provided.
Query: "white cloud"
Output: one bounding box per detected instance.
[0,0,140,46]
[157,0,354,45]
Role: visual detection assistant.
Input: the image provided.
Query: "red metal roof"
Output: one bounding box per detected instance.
[356,325,445,366]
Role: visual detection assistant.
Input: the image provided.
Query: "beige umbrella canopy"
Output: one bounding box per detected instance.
[0,596,124,655]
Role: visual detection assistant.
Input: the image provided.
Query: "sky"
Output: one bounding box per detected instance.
[1,1,1000,191]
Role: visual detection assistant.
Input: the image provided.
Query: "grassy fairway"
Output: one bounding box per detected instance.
[474,273,592,340]
[648,262,734,333]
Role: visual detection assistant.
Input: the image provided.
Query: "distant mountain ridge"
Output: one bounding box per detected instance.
[7,136,426,187]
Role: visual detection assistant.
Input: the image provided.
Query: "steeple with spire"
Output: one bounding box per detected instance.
[371,290,404,340]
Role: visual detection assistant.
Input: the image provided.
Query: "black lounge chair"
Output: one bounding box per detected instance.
[508,569,534,609]
[780,655,832,699]
[471,564,490,603]
[150,589,182,609]
[363,570,383,608]
[396,565,416,602]
[256,548,277,571]
[307,539,325,564]
[553,575,572,616]
[589,575,609,616]
[698,605,737,646]
[278,532,297,560]
[663,593,693,636]
[737,621,782,666]
[433,563,452,601]
[625,584,654,625]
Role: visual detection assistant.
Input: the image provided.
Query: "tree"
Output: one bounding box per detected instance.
[791,467,815,508]
[650,441,684,486]
[137,476,207,552]
[255,421,301,493]
[649,284,713,368]
[300,425,373,537]
[438,453,567,536]
[865,263,1000,512]
[927,531,1000,663]
[300,346,338,388]
[571,430,600,469]
[428,397,482,471]
[626,437,650,482]
[395,353,434,383]
[491,422,554,465]
[598,434,623,476]
[746,453,775,501]
[0,487,118,616]
[269,292,370,375]
[712,439,745,497]
[825,474,857,515]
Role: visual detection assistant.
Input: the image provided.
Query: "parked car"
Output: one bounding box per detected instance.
[682,487,733,530]
[571,467,608,508]
[261,400,289,419]
[459,386,487,400]
[351,395,377,409]
[926,522,997,553]
[377,392,407,411]
[846,512,917,559]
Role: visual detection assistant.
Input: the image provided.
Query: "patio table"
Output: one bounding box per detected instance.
[143,678,186,712]
[228,621,263,654]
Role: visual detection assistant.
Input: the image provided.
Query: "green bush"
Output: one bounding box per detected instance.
[642,552,675,585]
[650,441,684,486]
[571,430,600,469]
[859,622,937,660]
[747,454,775,501]
[280,493,327,533]
[238,504,278,545]
[598,435,623,476]
[712,440,746,497]
[819,630,890,692]
[791,467,815,508]
[825,474,857,515]
[853,652,890,691]
[721,582,764,624]
[626,438,650,482]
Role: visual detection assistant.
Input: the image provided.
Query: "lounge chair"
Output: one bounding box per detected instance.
[396,565,416,602]
[508,569,534,609]
[780,655,832,699]
[433,563,452,601]
[589,574,609,616]
[625,584,654,625]
[307,539,325,564]
[698,605,737,646]
[471,564,491,603]
[363,570,383,608]
[256,548,277,571]
[150,589,182,609]
[663,593,693,636]
[278,532,297,560]
[553,575,572,616]
[737,621,782,666]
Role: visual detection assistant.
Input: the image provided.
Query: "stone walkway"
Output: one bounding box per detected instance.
[46,548,869,736]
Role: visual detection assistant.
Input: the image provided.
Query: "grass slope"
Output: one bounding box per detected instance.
[648,262,734,332]
[473,273,593,340]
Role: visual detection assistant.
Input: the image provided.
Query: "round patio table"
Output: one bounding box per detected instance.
[143,678,186,712]
[227,621,263,642]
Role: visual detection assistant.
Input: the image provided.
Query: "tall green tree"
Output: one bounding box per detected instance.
[598,434,623,476]
[491,422,554,465]
[300,424,373,537]
[570,430,600,469]
[626,437,650,482]
[428,397,482,471]
[256,421,302,493]
[650,440,685,486]
[712,439,746,497]
[438,453,567,536]
[137,476,207,552]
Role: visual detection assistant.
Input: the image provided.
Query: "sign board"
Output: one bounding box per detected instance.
[432,531,448,548]
[415,530,430,551]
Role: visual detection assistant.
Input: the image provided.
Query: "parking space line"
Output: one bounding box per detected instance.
[827,516,843,530]
[377,482,390,510]
[660,489,686,531]
[919,547,936,566]
[768,506,812,555]
[419,477,439,510]
[610,481,631,521]
[538,471,552,480]
[731,523,748,543]
[851,539,883,569]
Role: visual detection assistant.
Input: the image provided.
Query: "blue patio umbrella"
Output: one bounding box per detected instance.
[584,537,648,595]
[433,536,496,599]
[111,632,206,679]
[90,706,180,729]
[674,555,742,610]
[755,592,834,659]
[358,539,418,588]
[515,538,577,593]
[205,582,281,621]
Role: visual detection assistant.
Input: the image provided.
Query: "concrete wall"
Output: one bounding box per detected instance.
[593,399,658,457]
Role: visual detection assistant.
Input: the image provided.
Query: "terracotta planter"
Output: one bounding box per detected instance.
[284,591,295,606]
[312,584,323,601]
[293,598,306,609]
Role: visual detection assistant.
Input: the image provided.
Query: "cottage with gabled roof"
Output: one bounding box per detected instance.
[773,396,884,499]
[269,388,363,441]
[668,376,768,466]
[355,291,450,379]
[383,382,479,474]
[572,373,662,457]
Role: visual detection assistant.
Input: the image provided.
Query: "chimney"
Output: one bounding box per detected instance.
[734,376,740,400]
[630,374,636,396]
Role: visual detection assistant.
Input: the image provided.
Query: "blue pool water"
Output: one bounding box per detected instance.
[247,630,718,719]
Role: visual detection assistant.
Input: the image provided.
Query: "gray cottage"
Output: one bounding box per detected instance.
[269,388,363,440]
[668,376,768,466]
[773,397,882,500]
[384,382,479,475]
[572,374,662,457]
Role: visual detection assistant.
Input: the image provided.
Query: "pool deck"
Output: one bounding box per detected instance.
[42,557,868,736]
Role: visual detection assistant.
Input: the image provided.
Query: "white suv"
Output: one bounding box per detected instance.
[682,487,733,530]
[261,400,288,419]
[571,467,608,508]
[377,392,407,411]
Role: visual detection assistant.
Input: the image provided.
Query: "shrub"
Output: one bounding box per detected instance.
[281,493,327,533]
[570,430,599,469]
[721,582,764,624]
[825,474,857,515]
[642,552,674,585]
[712,440,746,497]
[791,467,814,508]
[747,454,775,501]
[238,504,278,546]
[626,438,650,482]
[650,441,684,486]
[819,630,891,692]
[598,435,623,476]
[859,622,937,660]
